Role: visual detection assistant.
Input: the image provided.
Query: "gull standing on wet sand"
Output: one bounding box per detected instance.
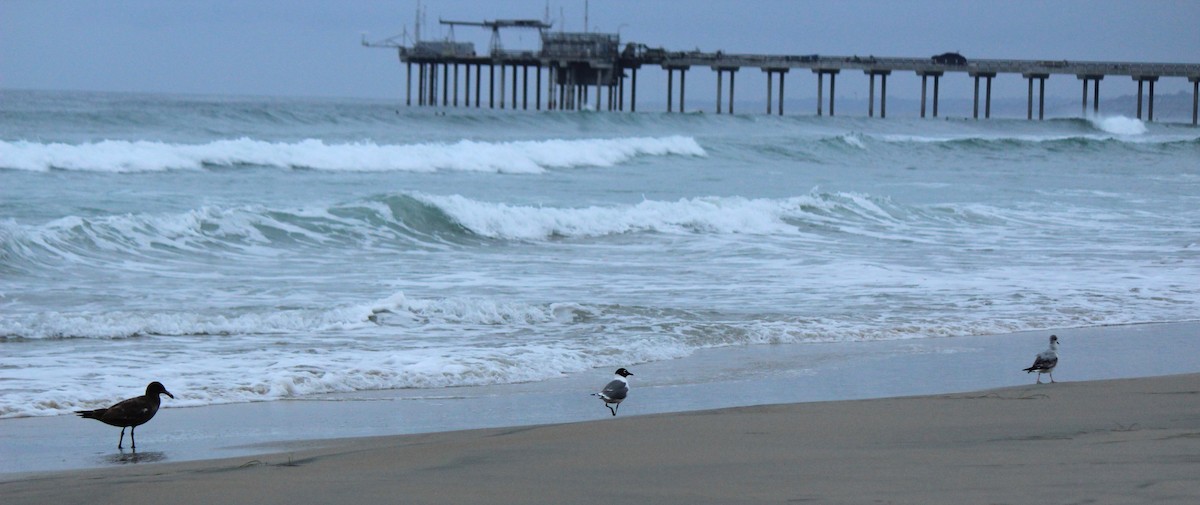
[594,368,633,416]
[75,381,174,449]
[1023,335,1059,384]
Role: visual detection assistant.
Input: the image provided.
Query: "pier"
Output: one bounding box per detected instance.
[366,19,1200,125]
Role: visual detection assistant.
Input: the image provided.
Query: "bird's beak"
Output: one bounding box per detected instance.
[165,391,175,399]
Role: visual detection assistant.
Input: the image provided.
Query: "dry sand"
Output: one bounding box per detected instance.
[4,373,1199,504]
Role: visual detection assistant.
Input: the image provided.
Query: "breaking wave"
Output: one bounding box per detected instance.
[0,135,705,173]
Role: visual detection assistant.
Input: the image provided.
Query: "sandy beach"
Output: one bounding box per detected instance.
[5,372,1199,504]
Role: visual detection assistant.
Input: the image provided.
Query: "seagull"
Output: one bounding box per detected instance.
[76,381,174,449]
[593,368,633,416]
[1023,335,1059,384]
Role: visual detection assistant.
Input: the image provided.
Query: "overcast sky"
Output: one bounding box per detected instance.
[3,0,1198,103]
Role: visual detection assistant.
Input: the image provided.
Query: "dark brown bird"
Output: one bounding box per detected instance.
[76,381,174,449]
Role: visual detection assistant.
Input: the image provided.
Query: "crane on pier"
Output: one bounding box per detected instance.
[438,19,551,57]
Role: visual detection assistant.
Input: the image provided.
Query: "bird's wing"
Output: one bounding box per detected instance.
[1030,353,1058,370]
[599,380,628,401]
[101,396,155,424]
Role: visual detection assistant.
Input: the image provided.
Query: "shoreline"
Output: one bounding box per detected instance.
[5,372,1199,504]
[2,321,1198,478]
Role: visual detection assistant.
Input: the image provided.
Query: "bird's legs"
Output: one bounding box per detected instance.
[607,404,616,416]
[1048,372,1055,384]
[117,427,126,449]
[1036,373,1043,384]
[130,426,137,450]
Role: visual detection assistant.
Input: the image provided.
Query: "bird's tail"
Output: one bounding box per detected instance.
[75,408,105,419]
[1022,366,1036,373]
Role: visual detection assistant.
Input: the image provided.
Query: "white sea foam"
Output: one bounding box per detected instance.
[1089,115,1147,136]
[415,193,861,240]
[0,136,705,173]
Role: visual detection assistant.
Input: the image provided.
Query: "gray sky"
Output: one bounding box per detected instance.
[3,0,1198,102]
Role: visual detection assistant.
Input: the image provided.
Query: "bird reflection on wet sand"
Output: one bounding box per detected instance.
[102,450,167,465]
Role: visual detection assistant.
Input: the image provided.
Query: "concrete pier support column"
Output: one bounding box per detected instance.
[1026,76,1034,119]
[1023,73,1049,120]
[499,65,506,109]
[972,75,980,119]
[453,64,459,107]
[559,69,567,110]
[814,69,840,117]
[917,71,943,118]
[429,63,438,106]
[511,64,518,110]
[417,63,425,106]
[829,72,836,116]
[778,71,785,115]
[523,65,529,110]
[868,73,876,117]
[1077,75,1103,117]
[406,61,413,107]
[1132,76,1158,121]
[549,64,556,109]
[1039,77,1046,120]
[865,70,891,118]
[1149,78,1156,121]
[933,74,940,117]
[881,73,887,118]
[465,65,471,107]
[1191,77,1199,126]
[1136,79,1144,119]
[970,72,996,119]
[679,68,687,112]
[765,69,773,115]
[985,75,992,118]
[667,69,674,113]
[475,64,482,108]
[920,74,927,118]
[724,69,734,113]
[631,67,638,112]
[762,69,786,115]
[816,72,824,116]
[715,70,723,114]
[536,66,542,111]
[442,63,449,107]
[1080,77,1088,115]
[714,67,736,114]
[619,74,624,111]
[729,69,736,114]
[489,64,495,109]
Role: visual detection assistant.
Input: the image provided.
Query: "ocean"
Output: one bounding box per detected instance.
[2,89,1198,420]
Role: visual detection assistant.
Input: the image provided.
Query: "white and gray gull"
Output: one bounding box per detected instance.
[593,368,633,416]
[1023,335,1059,384]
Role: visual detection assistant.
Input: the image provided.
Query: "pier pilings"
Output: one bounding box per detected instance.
[970,72,997,119]
[1077,74,1103,116]
[714,67,738,114]
[386,39,1200,125]
[763,68,788,115]
[1192,77,1199,126]
[866,70,891,118]
[814,69,839,116]
[665,65,689,112]
[1023,72,1049,120]
[1134,75,1159,121]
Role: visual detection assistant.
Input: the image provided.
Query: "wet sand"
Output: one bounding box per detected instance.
[5,373,1199,504]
